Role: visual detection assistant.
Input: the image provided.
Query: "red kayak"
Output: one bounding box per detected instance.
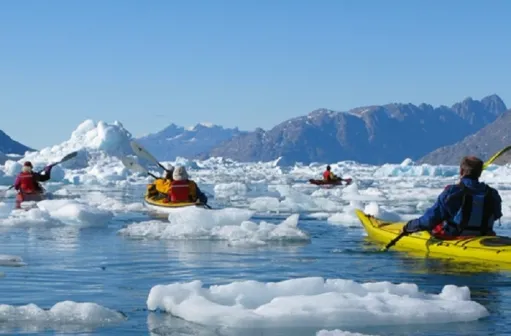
[308,178,352,186]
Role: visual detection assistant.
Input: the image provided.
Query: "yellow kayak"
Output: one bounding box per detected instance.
[355,208,511,265]
[144,184,208,214]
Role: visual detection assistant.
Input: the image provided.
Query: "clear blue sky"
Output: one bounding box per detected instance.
[1,0,510,149]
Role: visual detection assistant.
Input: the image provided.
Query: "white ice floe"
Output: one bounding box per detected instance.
[363,202,402,222]
[249,185,344,213]
[147,277,488,328]
[81,191,146,213]
[0,199,113,228]
[118,206,309,245]
[374,162,458,177]
[0,301,125,331]
[0,255,25,267]
[317,331,378,336]
[327,201,365,227]
[214,182,248,199]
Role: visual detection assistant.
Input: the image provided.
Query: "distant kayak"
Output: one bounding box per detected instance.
[355,208,511,265]
[308,178,352,186]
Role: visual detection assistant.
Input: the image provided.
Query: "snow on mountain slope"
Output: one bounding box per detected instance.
[136,122,245,161]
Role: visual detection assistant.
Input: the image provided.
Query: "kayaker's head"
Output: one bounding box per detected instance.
[460,156,483,180]
[326,165,331,171]
[22,161,33,173]
[165,164,174,180]
[173,166,189,181]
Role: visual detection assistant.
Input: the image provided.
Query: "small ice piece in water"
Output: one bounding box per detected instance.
[0,255,26,267]
[363,202,401,222]
[317,330,379,336]
[0,301,125,332]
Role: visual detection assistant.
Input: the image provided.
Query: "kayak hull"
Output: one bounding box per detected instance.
[355,208,511,264]
[144,195,208,214]
[16,193,45,203]
[15,192,45,209]
[309,178,352,186]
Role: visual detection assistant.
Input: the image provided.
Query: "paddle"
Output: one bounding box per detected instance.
[130,140,171,174]
[121,156,158,179]
[5,151,78,192]
[482,145,511,169]
[381,146,511,252]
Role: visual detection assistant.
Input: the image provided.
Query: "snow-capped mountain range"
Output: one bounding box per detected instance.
[1,94,508,165]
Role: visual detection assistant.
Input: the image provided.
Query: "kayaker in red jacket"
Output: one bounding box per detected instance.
[323,165,340,181]
[154,166,208,204]
[402,156,502,239]
[14,161,53,208]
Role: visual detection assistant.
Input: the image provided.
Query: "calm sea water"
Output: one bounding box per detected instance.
[1,184,511,335]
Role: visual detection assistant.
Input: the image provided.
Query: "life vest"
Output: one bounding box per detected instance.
[170,180,190,202]
[17,172,40,194]
[444,182,495,236]
[323,171,330,180]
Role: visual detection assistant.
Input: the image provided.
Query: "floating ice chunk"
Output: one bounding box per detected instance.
[249,197,281,212]
[0,208,53,227]
[147,277,488,328]
[0,199,113,228]
[119,209,309,245]
[214,182,248,199]
[317,330,378,336]
[363,202,402,222]
[166,207,254,228]
[37,200,113,228]
[249,186,343,213]
[374,163,458,177]
[0,255,25,267]
[327,201,364,227]
[0,301,125,331]
[82,192,145,213]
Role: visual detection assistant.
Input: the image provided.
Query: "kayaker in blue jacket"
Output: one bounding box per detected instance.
[403,156,502,238]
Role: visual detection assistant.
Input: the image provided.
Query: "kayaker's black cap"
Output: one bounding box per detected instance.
[460,156,483,179]
[326,165,331,170]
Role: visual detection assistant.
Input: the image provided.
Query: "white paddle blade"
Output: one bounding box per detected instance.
[130,140,159,166]
[121,157,148,175]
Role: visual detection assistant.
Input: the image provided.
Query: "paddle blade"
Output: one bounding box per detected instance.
[483,145,511,170]
[130,141,158,165]
[121,156,148,175]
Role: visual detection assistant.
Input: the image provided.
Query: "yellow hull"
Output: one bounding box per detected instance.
[144,196,198,208]
[144,189,208,214]
[355,209,511,265]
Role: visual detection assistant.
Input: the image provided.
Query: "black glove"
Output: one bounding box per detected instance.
[402,221,416,234]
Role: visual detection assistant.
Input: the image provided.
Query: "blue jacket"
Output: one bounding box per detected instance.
[406,177,502,234]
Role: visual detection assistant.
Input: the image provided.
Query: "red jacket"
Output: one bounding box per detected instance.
[170,180,191,202]
[14,172,41,194]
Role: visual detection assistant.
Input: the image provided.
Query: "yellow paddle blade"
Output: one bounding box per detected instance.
[483,145,511,170]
